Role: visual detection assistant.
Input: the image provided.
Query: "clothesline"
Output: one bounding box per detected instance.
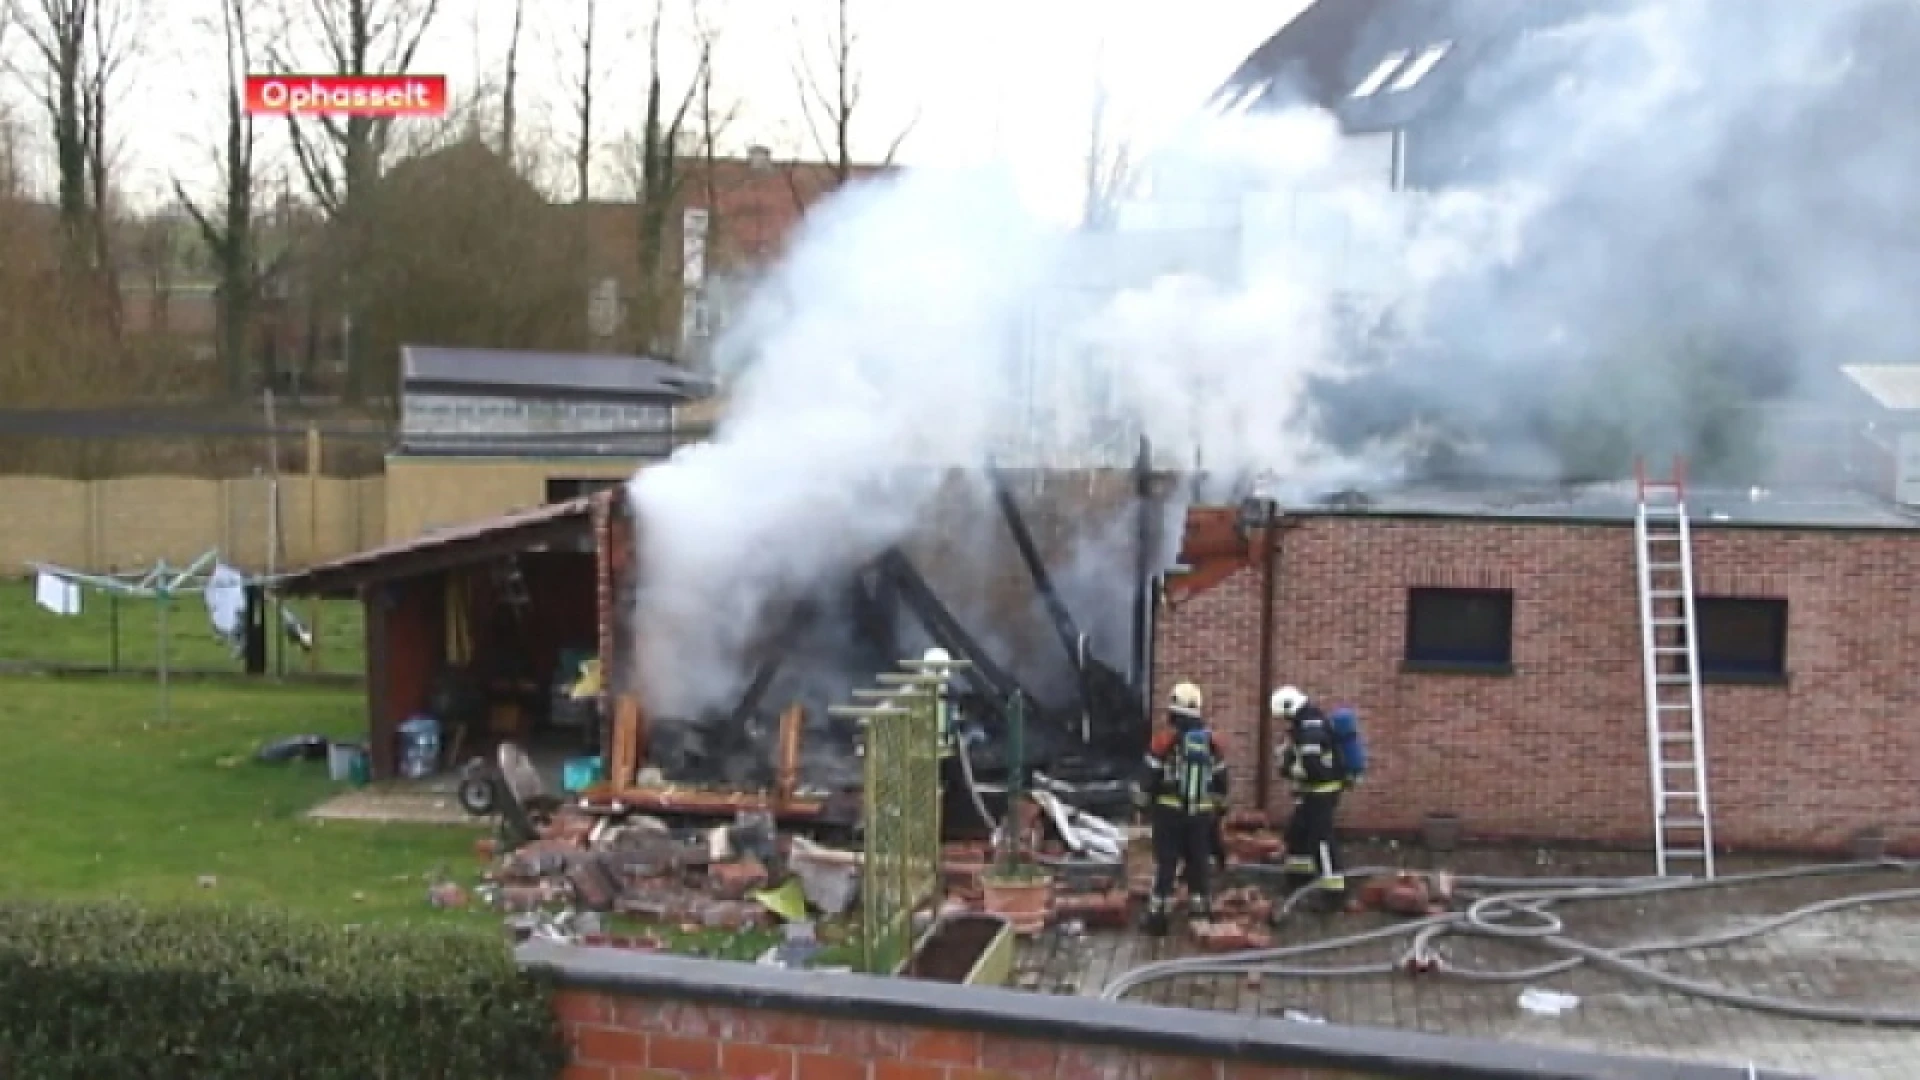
[25,552,315,652]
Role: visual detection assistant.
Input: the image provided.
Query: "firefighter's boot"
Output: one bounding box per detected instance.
[1141,896,1171,937]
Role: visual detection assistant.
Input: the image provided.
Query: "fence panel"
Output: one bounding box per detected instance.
[859,688,942,975]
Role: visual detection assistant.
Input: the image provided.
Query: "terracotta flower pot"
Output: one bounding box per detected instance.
[981,875,1053,935]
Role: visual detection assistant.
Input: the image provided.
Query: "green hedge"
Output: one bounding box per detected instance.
[0,901,567,1080]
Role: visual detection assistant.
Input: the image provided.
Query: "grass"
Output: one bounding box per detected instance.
[0,673,861,961]
[0,578,364,676]
[0,674,482,927]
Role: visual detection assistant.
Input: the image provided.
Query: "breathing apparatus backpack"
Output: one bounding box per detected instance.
[1175,727,1216,808]
[1329,706,1368,782]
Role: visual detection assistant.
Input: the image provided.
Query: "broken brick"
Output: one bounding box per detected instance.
[495,885,549,913]
[568,859,623,911]
[707,857,769,900]
[1191,921,1255,952]
[1052,888,1131,929]
[697,900,765,931]
[427,882,467,909]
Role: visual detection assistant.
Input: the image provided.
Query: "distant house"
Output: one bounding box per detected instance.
[1214,0,1603,192]
[383,344,714,541]
[572,147,897,363]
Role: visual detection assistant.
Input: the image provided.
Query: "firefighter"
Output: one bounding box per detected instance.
[1272,685,1348,905]
[926,648,992,842]
[1133,681,1229,937]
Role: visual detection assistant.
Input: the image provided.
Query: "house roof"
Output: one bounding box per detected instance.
[1219,0,1600,134]
[1840,364,1920,412]
[401,345,714,402]
[1282,480,1920,530]
[274,495,602,597]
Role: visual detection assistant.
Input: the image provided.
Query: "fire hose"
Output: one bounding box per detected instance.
[1101,858,1920,1027]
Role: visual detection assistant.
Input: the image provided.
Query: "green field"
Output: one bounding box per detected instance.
[0,674,811,960]
[0,578,364,675]
[0,675,481,926]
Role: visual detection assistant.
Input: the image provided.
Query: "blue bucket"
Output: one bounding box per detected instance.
[562,756,604,793]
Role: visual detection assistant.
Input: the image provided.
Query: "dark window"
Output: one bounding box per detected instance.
[1694,597,1788,682]
[1405,584,1505,668]
[545,477,622,503]
[1404,587,1514,672]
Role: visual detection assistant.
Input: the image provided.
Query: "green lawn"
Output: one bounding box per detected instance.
[0,675,482,927]
[0,578,364,676]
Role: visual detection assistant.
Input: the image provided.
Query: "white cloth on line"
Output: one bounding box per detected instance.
[35,572,81,616]
[204,564,248,640]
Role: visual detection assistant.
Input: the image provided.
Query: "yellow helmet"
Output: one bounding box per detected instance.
[1168,681,1204,719]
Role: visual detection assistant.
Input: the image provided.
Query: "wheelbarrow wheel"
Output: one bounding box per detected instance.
[458,775,499,816]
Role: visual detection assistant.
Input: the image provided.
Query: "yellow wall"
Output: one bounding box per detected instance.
[0,475,386,574]
[382,457,639,543]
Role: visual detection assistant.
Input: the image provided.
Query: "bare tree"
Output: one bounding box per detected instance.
[565,0,599,202]
[274,0,442,399]
[277,0,442,219]
[1081,62,1134,231]
[628,0,703,355]
[173,0,259,397]
[13,0,139,326]
[498,0,523,161]
[791,0,914,193]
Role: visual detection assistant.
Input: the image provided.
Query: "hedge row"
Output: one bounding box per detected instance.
[0,900,567,1080]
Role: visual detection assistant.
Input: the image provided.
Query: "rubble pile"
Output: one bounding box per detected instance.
[462,803,864,945]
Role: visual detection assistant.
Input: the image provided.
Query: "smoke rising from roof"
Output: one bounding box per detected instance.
[625,0,1911,722]
[1304,0,1918,483]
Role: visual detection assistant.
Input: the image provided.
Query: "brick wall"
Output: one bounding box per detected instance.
[1155,512,1920,853]
[525,944,1710,1080]
[552,991,1362,1080]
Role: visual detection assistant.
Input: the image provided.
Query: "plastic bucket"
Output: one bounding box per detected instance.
[327,741,361,782]
[348,749,371,786]
[562,756,603,793]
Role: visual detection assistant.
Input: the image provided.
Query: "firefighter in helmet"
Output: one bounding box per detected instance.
[1133,681,1230,936]
[925,647,992,842]
[1272,685,1347,905]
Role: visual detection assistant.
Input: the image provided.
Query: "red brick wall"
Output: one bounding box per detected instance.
[1156,513,1920,853]
[551,990,1375,1080]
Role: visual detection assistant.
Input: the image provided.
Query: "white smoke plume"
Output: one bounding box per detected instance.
[628,0,1906,720]
[627,110,1523,719]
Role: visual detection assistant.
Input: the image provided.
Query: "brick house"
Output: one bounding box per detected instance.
[572,147,895,362]
[1154,481,1920,856]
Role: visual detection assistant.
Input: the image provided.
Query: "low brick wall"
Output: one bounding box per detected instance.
[520,943,1794,1080]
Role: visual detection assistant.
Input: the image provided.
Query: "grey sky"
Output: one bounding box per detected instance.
[0,0,1306,223]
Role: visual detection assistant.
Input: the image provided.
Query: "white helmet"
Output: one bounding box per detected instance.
[1270,685,1308,719]
[922,646,952,666]
[1168,681,1204,719]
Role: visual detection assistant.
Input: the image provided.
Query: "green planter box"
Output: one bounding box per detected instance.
[897,914,1016,988]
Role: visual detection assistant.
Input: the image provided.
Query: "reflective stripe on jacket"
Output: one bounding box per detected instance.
[1134,722,1228,814]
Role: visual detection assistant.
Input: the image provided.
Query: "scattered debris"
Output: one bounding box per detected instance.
[1518,988,1581,1016]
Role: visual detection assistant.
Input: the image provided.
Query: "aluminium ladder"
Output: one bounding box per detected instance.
[1633,458,1716,879]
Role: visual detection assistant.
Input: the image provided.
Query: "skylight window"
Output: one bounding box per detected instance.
[1390,41,1453,93]
[1220,81,1266,114]
[1350,50,1409,98]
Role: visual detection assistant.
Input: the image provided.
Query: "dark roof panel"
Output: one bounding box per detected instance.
[1223,0,1600,133]
[274,495,603,596]
[401,345,715,401]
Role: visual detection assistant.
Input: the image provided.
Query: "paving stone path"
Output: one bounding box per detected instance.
[1016,849,1920,1079]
